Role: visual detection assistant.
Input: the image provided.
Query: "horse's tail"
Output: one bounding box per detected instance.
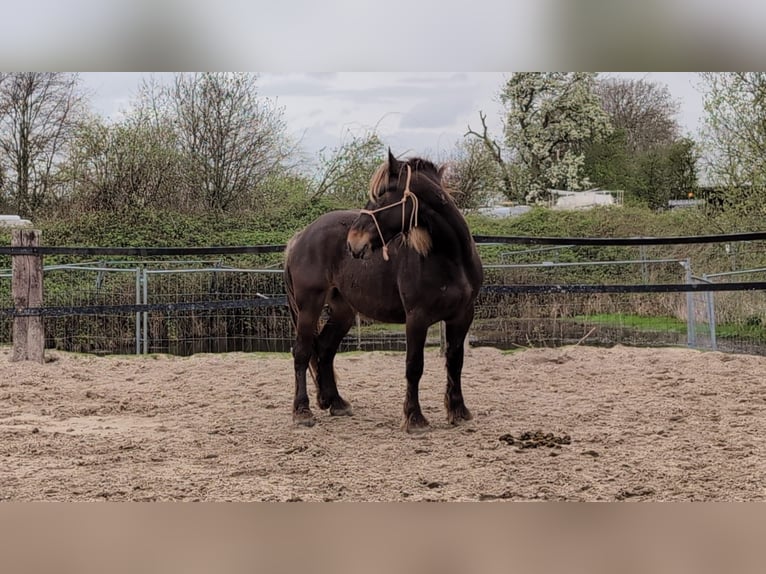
[284,252,320,386]
[284,262,299,330]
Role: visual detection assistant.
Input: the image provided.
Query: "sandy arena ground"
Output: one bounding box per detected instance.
[1,343,765,501]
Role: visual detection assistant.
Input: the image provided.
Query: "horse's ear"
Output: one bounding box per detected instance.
[435,164,450,204]
[387,149,401,177]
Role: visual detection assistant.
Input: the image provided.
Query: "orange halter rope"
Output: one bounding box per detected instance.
[358,165,419,261]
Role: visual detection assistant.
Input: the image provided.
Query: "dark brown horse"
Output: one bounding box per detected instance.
[284,151,483,432]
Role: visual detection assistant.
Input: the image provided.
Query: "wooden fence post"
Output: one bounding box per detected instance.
[11,229,44,363]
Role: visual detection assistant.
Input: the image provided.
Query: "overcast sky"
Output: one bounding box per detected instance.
[80,72,706,161]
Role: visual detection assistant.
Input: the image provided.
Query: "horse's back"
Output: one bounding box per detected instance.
[285,210,358,293]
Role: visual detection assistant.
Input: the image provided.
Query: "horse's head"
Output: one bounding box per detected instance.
[347,150,449,260]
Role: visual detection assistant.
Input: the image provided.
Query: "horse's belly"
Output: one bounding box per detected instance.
[334,272,406,323]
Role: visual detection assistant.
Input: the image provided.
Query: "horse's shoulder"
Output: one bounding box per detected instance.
[288,209,359,261]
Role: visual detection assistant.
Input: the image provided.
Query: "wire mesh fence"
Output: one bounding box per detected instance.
[698,267,766,355]
[0,272,10,344]
[43,263,142,354]
[3,234,766,357]
[141,266,289,354]
[477,256,693,351]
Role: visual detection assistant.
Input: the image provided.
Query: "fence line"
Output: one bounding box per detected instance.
[1,298,287,317]
[4,281,766,318]
[472,231,766,246]
[0,245,285,256]
[3,229,766,258]
[6,230,766,359]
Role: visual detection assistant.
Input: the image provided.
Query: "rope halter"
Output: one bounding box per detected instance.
[358,164,419,261]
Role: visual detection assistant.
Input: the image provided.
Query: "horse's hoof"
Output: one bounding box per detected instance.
[293,409,316,427]
[319,394,353,416]
[330,400,353,417]
[402,413,430,434]
[447,405,473,425]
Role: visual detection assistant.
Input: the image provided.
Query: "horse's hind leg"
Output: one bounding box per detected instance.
[315,295,354,416]
[292,292,324,427]
[443,312,474,425]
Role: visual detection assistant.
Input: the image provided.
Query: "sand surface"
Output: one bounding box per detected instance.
[1,344,764,501]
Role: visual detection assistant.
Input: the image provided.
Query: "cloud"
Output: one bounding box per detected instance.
[258,74,337,98]
[400,93,475,130]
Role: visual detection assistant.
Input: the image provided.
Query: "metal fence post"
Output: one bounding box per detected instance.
[135,268,141,355]
[356,313,361,351]
[683,259,696,349]
[142,267,149,354]
[640,245,648,283]
[702,274,718,351]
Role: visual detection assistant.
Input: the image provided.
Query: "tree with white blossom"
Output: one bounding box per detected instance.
[698,72,766,223]
[467,73,611,203]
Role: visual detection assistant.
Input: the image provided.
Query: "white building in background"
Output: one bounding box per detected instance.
[476,204,532,218]
[473,188,625,218]
[548,189,624,210]
[0,215,32,227]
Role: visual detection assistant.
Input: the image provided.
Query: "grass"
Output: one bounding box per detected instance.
[356,322,442,334]
[572,312,766,342]
[716,322,766,342]
[572,313,688,333]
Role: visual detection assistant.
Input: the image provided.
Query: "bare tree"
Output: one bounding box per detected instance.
[0,73,85,216]
[166,73,293,211]
[65,115,183,212]
[464,110,515,200]
[442,136,503,210]
[596,77,680,153]
[311,129,385,206]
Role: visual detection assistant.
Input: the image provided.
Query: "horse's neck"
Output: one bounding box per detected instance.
[425,203,478,265]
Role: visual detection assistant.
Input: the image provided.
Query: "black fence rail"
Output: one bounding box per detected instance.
[3,231,766,357]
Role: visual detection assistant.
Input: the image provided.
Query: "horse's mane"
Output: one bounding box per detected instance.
[368,157,444,202]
